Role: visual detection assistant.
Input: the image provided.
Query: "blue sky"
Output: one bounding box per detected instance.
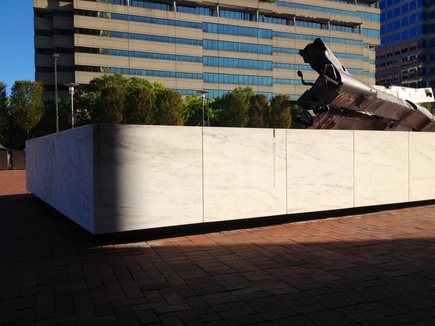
[0,0,34,95]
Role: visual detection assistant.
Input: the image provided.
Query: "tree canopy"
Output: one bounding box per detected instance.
[270,94,292,129]
[9,81,45,139]
[0,75,299,149]
[154,89,184,126]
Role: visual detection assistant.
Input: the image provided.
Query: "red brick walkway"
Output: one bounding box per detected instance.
[0,170,29,196]
[1,170,435,325]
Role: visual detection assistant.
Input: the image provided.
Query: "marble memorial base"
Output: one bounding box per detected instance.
[26,124,435,234]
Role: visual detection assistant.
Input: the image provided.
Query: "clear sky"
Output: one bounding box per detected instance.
[0,0,34,95]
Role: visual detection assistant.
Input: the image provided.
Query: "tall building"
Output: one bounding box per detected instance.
[34,0,380,100]
[376,0,435,89]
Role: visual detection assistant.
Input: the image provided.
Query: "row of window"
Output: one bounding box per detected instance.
[76,46,202,62]
[204,57,273,70]
[381,26,426,44]
[36,66,75,73]
[88,0,379,23]
[75,26,368,55]
[273,32,363,46]
[76,28,202,46]
[376,75,428,89]
[203,40,272,54]
[39,43,373,78]
[35,28,75,36]
[381,12,424,33]
[75,46,315,72]
[74,28,370,62]
[75,6,375,41]
[203,23,272,39]
[276,1,379,22]
[35,47,74,55]
[75,9,377,49]
[73,64,372,86]
[75,65,310,86]
[35,8,76,19]
[376,40,425,59]
[377,55,426,73]
[175,89,277,100]
[380,0,423,10]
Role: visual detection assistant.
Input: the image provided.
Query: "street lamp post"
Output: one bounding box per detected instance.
[64,83,79,129]
[52,53,59,133]
[197,90,209,127]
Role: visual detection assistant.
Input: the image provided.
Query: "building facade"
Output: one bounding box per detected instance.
[376,0,435,89]
[34,0,380,99]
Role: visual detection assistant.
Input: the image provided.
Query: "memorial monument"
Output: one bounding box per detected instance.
[286,38,435,131]
[26,39,435,234]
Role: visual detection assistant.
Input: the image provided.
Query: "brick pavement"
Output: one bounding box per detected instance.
[1,170,435,325]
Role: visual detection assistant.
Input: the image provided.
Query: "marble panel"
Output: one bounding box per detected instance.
[354,131,409,206]
[203,128,287,222]
[93,124,203,233]
[409,133,435,201]
[26,126,95,233]
[286,130,354,213]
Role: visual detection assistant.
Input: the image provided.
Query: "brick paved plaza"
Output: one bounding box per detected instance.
[1,170,435,325]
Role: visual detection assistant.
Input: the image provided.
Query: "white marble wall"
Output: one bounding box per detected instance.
[409,132,435,201]
[203,128,287,222]
[287,130,354,213]
[26,125,435,234]
[93,124,203,233]
[26,126,95,232]
[354,131,409,206]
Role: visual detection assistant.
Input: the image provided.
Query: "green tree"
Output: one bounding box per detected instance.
[97,85,126,123]
[290,103,309,128]
[248,94,269,128]
[151,81,165,95]
[270,94,292,128]
[76,74,129,123]
[126,77,153,92]
[218,91,249,127]
[89,73,129,91]
[183,94,203,126]
[154,89,184,125]
[10,81,45,139]
[421,102,435,115]
[76,75,165,125]
[124,85,155,124]
[233,86,254,103]
[32,97,72,135]
[0,82,9,145]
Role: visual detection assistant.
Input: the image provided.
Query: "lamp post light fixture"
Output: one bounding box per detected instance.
[197,90,209,127]
[52,53,59,133]
[64,83,79,129]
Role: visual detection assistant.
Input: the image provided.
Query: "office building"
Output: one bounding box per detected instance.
[34,0,380,99]
[376,0,435,89]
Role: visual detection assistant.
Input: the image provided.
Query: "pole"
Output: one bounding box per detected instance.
[201,93,205,127]
[207,98,210,126]
[198,90,208,127]
[53,54,59,133]
[65,83,78,129]
[70,88,74,129]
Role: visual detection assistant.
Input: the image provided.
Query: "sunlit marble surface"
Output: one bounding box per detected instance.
[354,131,409,206]
[26,125,435,234]
[287,130,354,213]
[203,128,287,222]
[93,124,203,233]
[409,132,435,201]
